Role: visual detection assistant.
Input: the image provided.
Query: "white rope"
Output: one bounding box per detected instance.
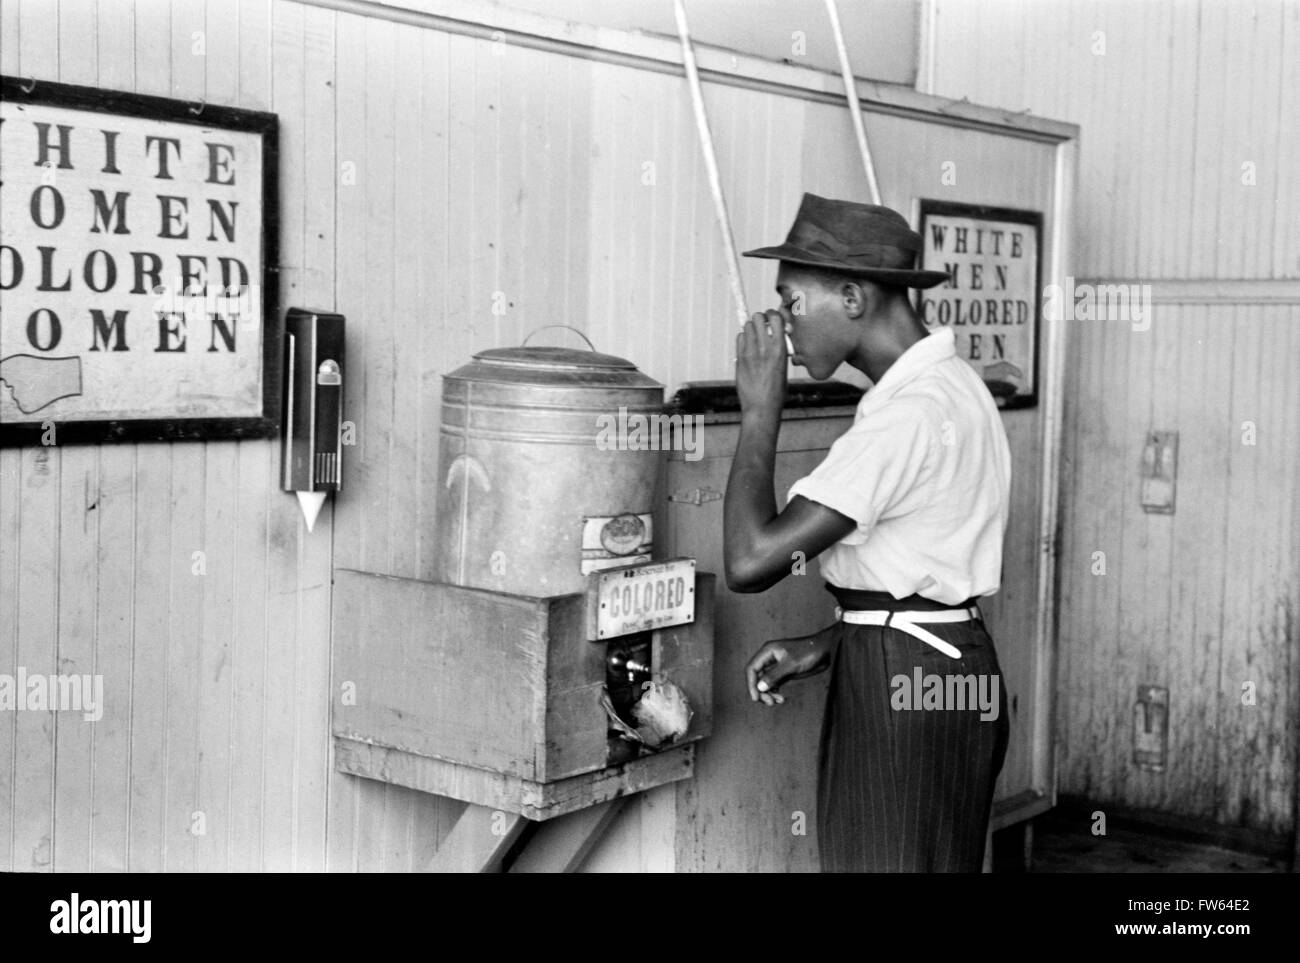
[672,0,749,328]
[824,0,882,204]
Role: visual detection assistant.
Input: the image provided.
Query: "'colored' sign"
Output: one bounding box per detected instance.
[587,557,696,640]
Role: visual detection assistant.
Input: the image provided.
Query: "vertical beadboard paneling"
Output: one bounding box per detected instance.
[1129,0,1161,282]
[261,0,304,872]
[1051,320,1082,791]
[1054,300,1299,833]
[581,60,620,365]
[126,425,170,877]
[290,0,338,873]
[320,6,365,871]
[1218,304,1264,827]
[193,0,242,876]
[386,22,423,582]
[225,0,273,873]
[85,0,137,875]
[1277,308,1300,822]
[1274,2,1300,278]
[382,16,433,872]
[196,427,237,873]
[49,0,100,874]
[1250,303,1298,829]
[163,439,205,873]
[1185,311,1235,819]
[933,0,1299,284]
[88,432,136,873]
[0,444,18,871]
[1189,1,1227,281]
[325,9,461,873]
[1135,298,1179,812]
[1161,0,1201,279]
[932,0,1300,834]
[117,0,169,877]
[5,459,60,869]
[1246,2,1285,280]
[358,15,395,579]
[226,435,270,871]
[329,9,368,577]
[0,0,20,72]
[160,0,208,877]
[8,0,61,878]
[1276,310,1300,822]
[370,15,422,872]
[1114,319,1157,816]
[440,31,477,395]
[1097,287,1134,809]
[561,56,594,358]
[411,27,449,583]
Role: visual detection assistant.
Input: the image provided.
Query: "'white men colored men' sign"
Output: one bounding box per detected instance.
[917,202,1041,409]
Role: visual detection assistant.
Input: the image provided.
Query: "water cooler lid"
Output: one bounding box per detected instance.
[446,346,663,389]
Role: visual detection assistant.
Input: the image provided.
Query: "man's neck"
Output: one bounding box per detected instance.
[849,302,930,384]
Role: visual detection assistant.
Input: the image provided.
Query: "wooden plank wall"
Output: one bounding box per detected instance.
[0,0,340,872]
[1,0,1064,871]
[930,0,1300,834]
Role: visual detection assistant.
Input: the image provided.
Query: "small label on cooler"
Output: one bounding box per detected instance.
[579,512,653,574]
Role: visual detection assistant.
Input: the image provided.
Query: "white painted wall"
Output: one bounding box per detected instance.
[927,0,1300,835]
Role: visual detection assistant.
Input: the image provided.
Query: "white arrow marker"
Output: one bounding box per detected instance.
[296,491,328,532]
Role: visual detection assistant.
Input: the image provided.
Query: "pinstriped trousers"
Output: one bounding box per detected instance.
[815,611,1010,872]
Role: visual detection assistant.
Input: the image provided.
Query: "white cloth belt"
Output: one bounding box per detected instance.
[833,605,981,660]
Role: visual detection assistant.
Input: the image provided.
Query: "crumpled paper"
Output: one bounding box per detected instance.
[631,680,693,748]
[600,689,643,743]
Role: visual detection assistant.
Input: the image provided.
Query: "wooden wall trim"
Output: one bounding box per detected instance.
[1074,279,1300,304]
[916,0,941,96]
[300,0,1079,144]
[1033,136,1078,816]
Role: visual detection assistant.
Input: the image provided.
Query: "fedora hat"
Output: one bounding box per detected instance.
[743,192,951,289]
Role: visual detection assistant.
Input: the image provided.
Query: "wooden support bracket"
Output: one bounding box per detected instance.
[423,803,528,873]
[508,797,628,873]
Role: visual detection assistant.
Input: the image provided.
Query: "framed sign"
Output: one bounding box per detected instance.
[0,76,279,446]
[916,201,1042,410]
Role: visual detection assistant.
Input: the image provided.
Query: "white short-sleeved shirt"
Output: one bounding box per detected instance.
[786,325,1011,605]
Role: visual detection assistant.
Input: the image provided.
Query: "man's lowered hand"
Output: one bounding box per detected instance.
[744,624,837,706]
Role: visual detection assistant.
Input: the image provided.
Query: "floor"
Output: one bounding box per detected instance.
[998,811,1288,873]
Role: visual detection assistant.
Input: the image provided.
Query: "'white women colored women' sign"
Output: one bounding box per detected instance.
[0,90,268,428]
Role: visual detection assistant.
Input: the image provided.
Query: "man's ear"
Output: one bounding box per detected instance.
[840,280,867,319]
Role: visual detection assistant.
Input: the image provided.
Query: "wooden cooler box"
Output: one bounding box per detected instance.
[331,567,714,821]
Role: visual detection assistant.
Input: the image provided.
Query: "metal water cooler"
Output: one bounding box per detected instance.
[434,346,665,595]
[330,343,714,869]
